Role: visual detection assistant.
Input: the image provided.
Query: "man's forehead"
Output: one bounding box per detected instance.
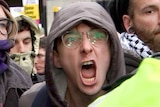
[9,31,32,41]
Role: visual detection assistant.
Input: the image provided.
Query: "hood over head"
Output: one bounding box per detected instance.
[13,14,41,54]
[8,14,41,75]
[45,2,126,106]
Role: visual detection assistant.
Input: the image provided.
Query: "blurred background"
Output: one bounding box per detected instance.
[6,0,107,35]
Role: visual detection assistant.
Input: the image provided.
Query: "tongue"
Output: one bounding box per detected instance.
[81,68,95,78]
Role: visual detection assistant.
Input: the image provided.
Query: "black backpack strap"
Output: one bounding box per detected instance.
[31,85,51,107]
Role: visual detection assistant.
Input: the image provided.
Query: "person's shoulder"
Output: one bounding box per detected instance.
[6,57,33,88]
[19,82,46,107]
[9,58,27,73]
[23,81,46,95]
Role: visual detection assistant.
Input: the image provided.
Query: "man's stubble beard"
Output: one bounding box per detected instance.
[133,24,160,52]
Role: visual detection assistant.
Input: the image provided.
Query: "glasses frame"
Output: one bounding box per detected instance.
[0,18,13,36]
[61,28,109,48]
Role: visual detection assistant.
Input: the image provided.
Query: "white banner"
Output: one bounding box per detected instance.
[22,0,39,6]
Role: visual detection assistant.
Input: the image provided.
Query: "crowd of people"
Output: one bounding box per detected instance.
[1,0,160,107]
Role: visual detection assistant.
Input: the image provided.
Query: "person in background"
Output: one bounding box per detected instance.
[18,2,126,107]
[0,0,33,107]
[107,0,160,59]
[8,14,41,83]
[34,36,46,75]
[18,36,46,107]
[97,0,160,73]
[34,36,47,82]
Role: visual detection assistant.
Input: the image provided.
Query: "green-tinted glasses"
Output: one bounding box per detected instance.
[0,18,13,36]
[62,29,109,48]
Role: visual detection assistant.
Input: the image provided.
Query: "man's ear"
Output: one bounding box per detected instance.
[52,50,61,68]
[122,15,132,32]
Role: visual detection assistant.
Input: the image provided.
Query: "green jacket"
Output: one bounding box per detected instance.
[89,58,160,107]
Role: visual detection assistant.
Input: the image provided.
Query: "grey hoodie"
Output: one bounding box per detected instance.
[19,2,126,107]
[45,2,126,106]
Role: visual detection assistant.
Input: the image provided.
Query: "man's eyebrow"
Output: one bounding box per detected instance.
[23,37,32,40]
[142,5,158,11]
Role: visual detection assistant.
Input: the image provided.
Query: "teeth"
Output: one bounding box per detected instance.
[83,61,93,65]
[83,77,95,83]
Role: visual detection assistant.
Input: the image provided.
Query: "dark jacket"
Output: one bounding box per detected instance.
[0,55,33,107]
[123,49,142,74]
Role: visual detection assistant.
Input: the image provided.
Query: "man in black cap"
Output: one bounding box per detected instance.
[0,0,33,107]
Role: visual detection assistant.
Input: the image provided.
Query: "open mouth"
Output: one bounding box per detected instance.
[80,60,96,86]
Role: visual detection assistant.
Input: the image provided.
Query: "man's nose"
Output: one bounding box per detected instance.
[34,56,38,64]
[158,11,160,24]
[80,34,93,54]
[18,42,25,53]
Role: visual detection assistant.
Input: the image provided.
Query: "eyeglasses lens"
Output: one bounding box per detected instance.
[62,29,108,48]
[0,18,13,36]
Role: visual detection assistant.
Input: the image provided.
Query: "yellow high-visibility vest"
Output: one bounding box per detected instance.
[89,58,160,107]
